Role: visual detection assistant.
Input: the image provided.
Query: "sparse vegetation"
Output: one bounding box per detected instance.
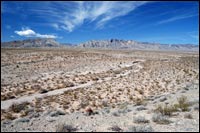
[9,102,29,113]
[108,125,123,132]
[174,95,190,111]
[56,123,77,132]
[193,104,199,111]
[135,97,145,106]
[1,48,199,131]
[184,113,193,119]
[152,113,172,124]
[126,125,153,132]
[155,96,190,116]
[155,104,178,116]
[134,116,149,123]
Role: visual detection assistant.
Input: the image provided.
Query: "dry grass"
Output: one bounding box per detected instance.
[174,95,190,111]
[154,104,178,116]
[154,96,190,116]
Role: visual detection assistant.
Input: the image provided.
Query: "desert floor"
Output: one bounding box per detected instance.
[1,48,199,132]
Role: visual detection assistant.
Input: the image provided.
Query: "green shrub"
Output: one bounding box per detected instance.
[154,104,177,116]
[176,96,189,111]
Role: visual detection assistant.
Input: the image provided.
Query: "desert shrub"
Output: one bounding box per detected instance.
[135,98,145,106]
[80,100,89,109]
[65,82,74,87]
[159,97,167,102]
[154,104,177,116]
[31,84,41,90]
[50,110,65,117]
[112,111,120,117]
[4,112,17,120]
[176,95,190,111]
[136,105,147,111]
[184,113,193,119]
[126,125,153,132]
[56,123,77,132]
[193,104,199,111]
[134,116,149,123]
[138,89,144,95]
[10,102,29,113]
[152,113,171,124]
[108,125,123,132]
[154,96,190,116]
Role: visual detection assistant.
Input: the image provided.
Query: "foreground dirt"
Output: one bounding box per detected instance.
[1,48,199,132]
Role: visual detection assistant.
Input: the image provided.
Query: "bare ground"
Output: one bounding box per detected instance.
[1,48,199,132]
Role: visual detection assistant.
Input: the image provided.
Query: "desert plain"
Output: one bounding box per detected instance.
[1,47,199,132]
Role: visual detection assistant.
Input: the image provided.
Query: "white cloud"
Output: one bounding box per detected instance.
[35,33,57,38]
[22,2,147,32]
[15,28,57,38]
[15,29,36,37]
[60,1,147,31]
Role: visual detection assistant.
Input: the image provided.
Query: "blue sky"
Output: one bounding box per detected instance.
[1,1,199,44]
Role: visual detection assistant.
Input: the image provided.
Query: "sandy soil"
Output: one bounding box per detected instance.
[1,48,199,132]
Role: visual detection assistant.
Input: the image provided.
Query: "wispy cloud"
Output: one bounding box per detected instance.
[157,12,198,25]
[15,27,57,38]
[6,25,11,29]
[188,31,199,40]
[10,35,15,38]
[51,23,60,30]
[65,1,147,31]
[4,2,147,32]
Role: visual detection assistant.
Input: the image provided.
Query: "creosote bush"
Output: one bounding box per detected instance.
[154,96,190,116]
[56,123,77,132]
[10,102,29,113]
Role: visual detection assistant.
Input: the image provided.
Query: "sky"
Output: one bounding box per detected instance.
[1,1,199,45]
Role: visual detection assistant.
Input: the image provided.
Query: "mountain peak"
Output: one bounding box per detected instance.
[79,39,198,51]
[2,38,60,48]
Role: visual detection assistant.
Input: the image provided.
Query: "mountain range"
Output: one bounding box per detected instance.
[1,38,60,48]
[1,38,199,51]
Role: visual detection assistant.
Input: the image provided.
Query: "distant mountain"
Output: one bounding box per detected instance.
[1,38,199,52]
[61,43,77,47]
[1,38,60,48]
[79,39,199,51]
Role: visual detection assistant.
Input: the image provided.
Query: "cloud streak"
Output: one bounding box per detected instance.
[62,1,147,31]
[157,13,198,25]
[5,2,147,32]
[15,27,57,38]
